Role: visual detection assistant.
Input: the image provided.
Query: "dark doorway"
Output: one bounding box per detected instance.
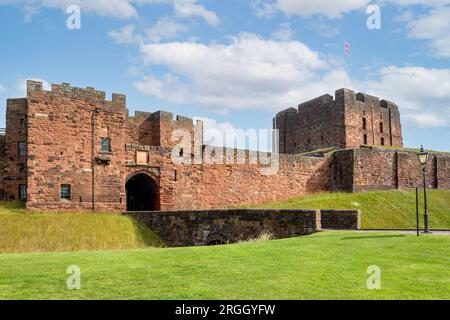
[204,233,230,246]
[206,239,227,246]
[126,174,159,211]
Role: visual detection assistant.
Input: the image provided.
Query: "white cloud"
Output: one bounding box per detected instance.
[252,0,450,20]
[174,0,220,26]
[253,0,370,19]
[0,0,220,23]
[134,33,353,114]
[271,22,293,41]
[16,78,51,96]
[194,116,236,145]
[134,36,450,129]
[363,66,450,128]
[407,114,448,127]
[146,17,188,42]
[194,117,273,151]
[0,84,5,93]
[108,25,142,44]
[109,18,188,45]
[383,0,450,6]
[308,17,340,37]
[406,7,450,58]
[251,0,277,18]
[0,0,138,20]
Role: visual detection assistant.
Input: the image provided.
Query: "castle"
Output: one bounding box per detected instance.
[0,81,449,212]
[275,89,403,153]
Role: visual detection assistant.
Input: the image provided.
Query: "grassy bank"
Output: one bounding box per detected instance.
[0,231,449,300]
[0,202,162,254]
[243,190,450,229]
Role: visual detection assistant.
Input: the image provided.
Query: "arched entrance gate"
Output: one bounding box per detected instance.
[125,173,160,211]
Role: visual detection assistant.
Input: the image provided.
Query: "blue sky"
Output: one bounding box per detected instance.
[0,0,449,151]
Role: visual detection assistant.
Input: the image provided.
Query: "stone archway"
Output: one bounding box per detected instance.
[125,173,159,212]
[204,232,230,246]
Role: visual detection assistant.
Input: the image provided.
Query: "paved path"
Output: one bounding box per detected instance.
[324,229,450,236]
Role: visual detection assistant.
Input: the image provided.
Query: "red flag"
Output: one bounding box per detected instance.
[345,41,351,55]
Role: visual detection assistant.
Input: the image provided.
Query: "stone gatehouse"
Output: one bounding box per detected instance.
[0,80,449,211]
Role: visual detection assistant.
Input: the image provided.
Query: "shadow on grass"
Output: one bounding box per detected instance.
[341,235,407,241]
[130,218,165,248]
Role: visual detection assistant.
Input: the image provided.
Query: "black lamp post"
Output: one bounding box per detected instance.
[417,146,430,234]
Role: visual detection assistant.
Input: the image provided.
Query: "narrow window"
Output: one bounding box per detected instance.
[18,141,27,156]
[381,138,385,146]
[363,134,368,145]
[101,138,111,153]
[380,122,384,133]
[362,118,367,130]
[60,185,71,201]
[19,185,27,201]
[179,149,184,157]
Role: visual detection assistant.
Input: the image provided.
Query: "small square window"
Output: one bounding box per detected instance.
[19,185,27,201]
[60,185,71,201]
[18,141,27,156]
[101,138,111,153]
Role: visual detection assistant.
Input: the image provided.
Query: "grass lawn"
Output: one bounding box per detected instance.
[243,190,450,229]
[0,202,162,254]
[0,231,449,300]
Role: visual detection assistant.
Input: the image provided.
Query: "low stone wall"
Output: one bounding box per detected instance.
[320,210,361,230]
[128,209,360,247]
[332,147,450,192]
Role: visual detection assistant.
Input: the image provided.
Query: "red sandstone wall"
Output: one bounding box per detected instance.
[275,94,346,154]
[331,149,354,192]
[19,81,204,212]
[25,81,128,211]
[128,209,323,247]
[342,148,450,192]
[343,90,403,150]
[0,98,28,200]
[0,135,5,199]
[275,89,404,154]
[437,156,450,189]
[172,152,331,210]
[2,81,447,212]
[396,151,437,189]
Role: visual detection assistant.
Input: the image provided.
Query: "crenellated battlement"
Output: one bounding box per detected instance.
[128,109,202,128]
[26,80,126,110]
[274,88,404,154]
[276,89,399,118]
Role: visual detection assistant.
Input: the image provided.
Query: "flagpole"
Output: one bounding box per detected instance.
[344,41,351,89]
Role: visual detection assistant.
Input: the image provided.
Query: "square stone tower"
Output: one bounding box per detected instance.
[274,88,403,154]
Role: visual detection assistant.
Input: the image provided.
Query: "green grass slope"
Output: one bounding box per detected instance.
[244,190,450,229]
[0,202,162,254]
[0,231,449,300]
